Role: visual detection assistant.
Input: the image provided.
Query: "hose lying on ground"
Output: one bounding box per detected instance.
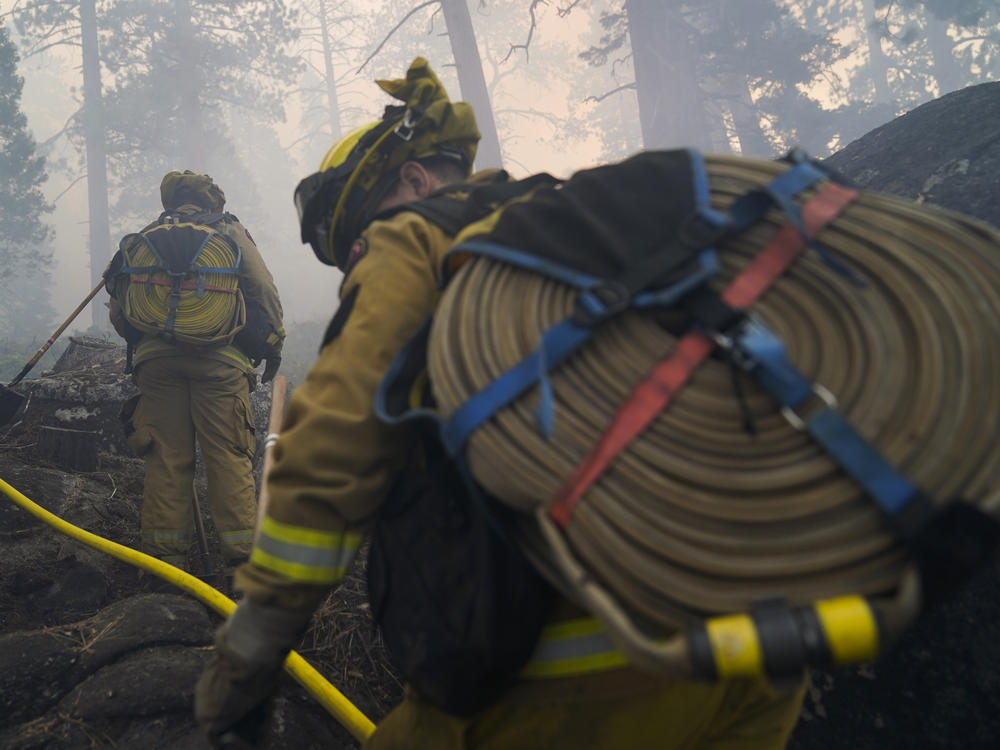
[0,476,375,744]
[429,153,1000,677]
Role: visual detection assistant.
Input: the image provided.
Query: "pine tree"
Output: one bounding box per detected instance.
[0,20,54,332]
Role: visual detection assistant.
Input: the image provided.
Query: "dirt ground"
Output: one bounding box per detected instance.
[0,347,401,750]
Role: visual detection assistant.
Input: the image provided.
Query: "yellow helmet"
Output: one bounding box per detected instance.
[294,57,481,268]
[319,121,380,172]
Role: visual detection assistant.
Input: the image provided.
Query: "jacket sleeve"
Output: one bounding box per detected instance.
[108,295,130,341]
[236,213,451,612]
[225,218,285,353]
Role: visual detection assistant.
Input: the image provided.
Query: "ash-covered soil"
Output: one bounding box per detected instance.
[0,342,401,750]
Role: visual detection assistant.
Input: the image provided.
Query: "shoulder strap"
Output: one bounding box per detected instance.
[372,173,562,238]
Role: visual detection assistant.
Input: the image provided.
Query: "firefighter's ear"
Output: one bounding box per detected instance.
[398,161,435,198]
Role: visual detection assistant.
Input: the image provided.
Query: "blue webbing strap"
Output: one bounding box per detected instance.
[446,240,604,291]
[806,410,918,516]
[435,153,841,459]
[734,322,919,517]
[725,160,829,236]
[374,318,440,426]
[632,250,720,309]
[442,320,593,456]
[725,159,865,285]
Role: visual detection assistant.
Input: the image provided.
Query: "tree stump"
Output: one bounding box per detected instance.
[37,426,98,472]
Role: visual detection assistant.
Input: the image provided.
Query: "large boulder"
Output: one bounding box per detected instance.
[789,82,1000,750]
[825,81,1000,228]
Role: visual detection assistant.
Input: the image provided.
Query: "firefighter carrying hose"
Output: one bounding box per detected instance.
[105,171,285,578]
[193,58,805,749]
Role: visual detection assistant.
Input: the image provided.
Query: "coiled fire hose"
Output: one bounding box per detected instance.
[429,153,1000,679]
[0,476,375,743]
[123,230,244,346]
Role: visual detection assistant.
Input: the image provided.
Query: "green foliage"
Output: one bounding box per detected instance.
[0,337,70,383]
[892,0,996,27]
[96,0,303,225]
[579,0,849,155]
[8,0,303,232]
[0,19,54,332]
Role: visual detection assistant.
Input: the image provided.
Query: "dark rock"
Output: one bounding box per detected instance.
[825,81,1000,228]
[58,644,207,719]
[790,82,1000,750]
[33,562,108,621]
[0,593,213,729]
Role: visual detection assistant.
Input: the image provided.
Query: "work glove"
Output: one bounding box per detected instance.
[261,356,281,384]
[194,598,309,748]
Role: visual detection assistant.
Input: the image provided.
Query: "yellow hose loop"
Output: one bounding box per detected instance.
[428,153,1000,673]
[124,229,245,346]
[0,476,375,744]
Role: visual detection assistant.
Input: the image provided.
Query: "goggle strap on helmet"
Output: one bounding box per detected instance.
[328,117,411,255]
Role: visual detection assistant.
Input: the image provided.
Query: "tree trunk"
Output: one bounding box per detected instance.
[174,0,206,169]
[79,0,111,329]
[318,0,342,141]
[439,0,503,169]
[723,74,772,156]
[861,0,895,108]
[715,0,769,156]
[625,0,712,150]
[925,15,965,96]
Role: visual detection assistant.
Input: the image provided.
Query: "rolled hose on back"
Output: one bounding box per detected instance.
[0,476,375,744]
[122,232,245,346]
[427,153,1000,679]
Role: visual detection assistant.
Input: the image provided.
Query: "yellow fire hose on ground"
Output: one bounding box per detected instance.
[0,475,374,742]
[0,478,375,743]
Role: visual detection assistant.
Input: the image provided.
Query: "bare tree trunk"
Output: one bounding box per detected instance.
[861,0,895,108]
[318,0,342,141]
[925,15,965,96]
[79,0,111,329]
[175,0,206,169]
[625,0,712,150]
[715,0,769,156]
[723,75,772,156]
[439,0,503,169]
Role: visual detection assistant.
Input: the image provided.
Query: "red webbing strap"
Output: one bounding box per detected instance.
[549,182,859,528]
[130,275,238,294]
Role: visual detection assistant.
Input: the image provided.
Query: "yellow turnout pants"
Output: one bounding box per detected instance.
[126,356,257,566]
[364,670,805,750]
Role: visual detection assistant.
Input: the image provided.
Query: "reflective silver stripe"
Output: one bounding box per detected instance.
[530,631,619,664]
[142,529,189,542]
[219,528,254,544]
[520,618,629,678]
[255,529,359,571]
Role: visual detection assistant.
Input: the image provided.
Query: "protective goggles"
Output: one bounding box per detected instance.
[294,111,411,267]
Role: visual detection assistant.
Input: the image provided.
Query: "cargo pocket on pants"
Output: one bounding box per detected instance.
[233,393,256,460]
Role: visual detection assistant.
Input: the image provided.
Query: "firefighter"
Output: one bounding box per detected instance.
[108,171,284,574]
[194,59,805,749]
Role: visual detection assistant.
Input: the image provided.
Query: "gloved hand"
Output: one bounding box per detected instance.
[262,356,281,384]
[194,598,310,747]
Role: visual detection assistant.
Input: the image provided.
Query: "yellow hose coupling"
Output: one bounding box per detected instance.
[688,595,880,682]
